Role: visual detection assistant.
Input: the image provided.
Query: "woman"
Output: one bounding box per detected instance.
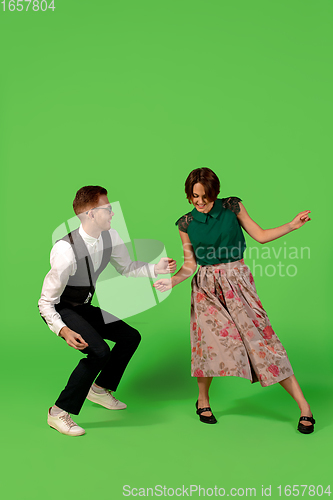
[153,167,314,434]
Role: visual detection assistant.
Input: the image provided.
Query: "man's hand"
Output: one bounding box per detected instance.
[59,326,89,350]
[153,278,172,292]
[154,257,177,275]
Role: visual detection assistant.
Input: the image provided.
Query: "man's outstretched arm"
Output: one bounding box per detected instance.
[109,230,176,278]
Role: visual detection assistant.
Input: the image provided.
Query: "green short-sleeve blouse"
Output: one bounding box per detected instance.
[175,197,246,265]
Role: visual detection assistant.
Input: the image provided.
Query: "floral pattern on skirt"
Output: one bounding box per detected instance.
[190,259,293,387]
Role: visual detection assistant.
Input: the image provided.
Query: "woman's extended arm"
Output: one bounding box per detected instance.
[153,230,197,292]
[237,202,311,244]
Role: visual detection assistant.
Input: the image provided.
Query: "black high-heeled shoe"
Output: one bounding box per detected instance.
[195,400,217,424]
[297,415,315,434]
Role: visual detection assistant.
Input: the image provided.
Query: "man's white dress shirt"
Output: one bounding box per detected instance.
[38,225,157,336]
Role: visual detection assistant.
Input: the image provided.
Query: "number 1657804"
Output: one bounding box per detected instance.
[1,0,55,11]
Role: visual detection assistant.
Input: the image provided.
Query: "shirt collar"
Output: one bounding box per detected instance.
[191,199,223,223]
[79,225,101,247]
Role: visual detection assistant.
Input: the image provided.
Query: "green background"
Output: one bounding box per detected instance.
[1,0,332,498]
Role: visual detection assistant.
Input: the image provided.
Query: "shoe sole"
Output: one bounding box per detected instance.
[48,423,85,436]
[199,419,218,424]
[297,426,314,434]
[86,394,127,410]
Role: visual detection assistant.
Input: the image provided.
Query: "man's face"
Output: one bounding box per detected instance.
[87,194,114,231]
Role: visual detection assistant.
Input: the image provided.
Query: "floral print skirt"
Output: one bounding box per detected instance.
[190,258,293,387]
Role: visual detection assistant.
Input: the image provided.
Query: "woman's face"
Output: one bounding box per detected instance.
[191,183,215,213]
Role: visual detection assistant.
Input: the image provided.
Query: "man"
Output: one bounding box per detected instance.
[38,185,176,436]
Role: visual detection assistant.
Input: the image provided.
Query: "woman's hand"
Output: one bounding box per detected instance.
[153,278,172,292]
[154,257,177,275]
[290,211,311,231]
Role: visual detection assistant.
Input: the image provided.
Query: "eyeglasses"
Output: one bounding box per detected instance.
[86,205,113,215]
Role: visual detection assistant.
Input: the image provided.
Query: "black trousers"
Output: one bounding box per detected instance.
[53,303,141,415]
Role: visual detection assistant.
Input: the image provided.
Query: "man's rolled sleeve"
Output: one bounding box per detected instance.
[38,242,75,335]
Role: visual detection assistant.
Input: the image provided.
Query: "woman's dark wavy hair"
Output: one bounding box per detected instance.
[185,167,220,203]
[73,185,108,215]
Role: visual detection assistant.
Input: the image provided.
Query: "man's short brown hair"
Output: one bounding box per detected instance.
[73,185,108,215]
[185,167,220,203]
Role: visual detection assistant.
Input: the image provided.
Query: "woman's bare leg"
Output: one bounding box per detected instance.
[197,377,213,417]
[279,374,312,426]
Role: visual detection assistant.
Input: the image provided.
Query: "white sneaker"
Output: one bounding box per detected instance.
[86,387,127,410]
[47,408,85,436]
